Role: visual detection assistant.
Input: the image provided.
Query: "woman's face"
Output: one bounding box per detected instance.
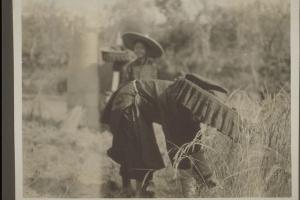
[133,42,147,58]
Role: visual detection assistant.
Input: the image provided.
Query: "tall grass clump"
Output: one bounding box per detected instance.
[173,90,291,197]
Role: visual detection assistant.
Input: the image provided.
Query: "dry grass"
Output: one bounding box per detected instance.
[171,89,291,197]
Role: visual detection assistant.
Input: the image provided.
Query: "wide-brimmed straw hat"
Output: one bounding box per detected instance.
[122,32,164,58]
[185,73,228,94]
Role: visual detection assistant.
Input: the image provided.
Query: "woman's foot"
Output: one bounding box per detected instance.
[119,186,135,198]
[136,180,155,198]
[146,180,155,193]
[197,175,218,190]
[136,190,155,198]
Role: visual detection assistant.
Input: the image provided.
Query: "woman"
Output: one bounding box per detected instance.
[119,32,164,87]
[107,32,164,196]
[101,73,239,197]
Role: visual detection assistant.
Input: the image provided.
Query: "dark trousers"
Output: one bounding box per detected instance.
[190,150,213,181]
[120,165,154,188]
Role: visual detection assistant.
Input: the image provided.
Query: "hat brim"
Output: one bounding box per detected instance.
[122,32,164,58]
[185,73,228,94]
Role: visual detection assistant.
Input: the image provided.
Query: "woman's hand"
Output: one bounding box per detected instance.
[105,91,113,103]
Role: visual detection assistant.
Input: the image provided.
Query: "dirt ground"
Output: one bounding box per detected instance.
[22,95,183,198]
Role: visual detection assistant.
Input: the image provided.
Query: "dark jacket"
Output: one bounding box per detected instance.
[119,58,158,87]
[102,77,239,178]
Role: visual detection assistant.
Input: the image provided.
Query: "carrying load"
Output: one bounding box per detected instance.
[101,73,240,195]
[101,49,135,93]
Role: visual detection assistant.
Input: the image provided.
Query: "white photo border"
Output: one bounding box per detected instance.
[13,0,299,199]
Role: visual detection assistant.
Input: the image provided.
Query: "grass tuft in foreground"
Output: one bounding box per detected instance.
[172,90,291,197]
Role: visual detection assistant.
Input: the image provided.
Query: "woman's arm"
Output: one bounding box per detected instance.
[119,62,132,86]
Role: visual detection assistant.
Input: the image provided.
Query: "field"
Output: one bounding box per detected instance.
[22,87,291,198]
[21,0,291,197]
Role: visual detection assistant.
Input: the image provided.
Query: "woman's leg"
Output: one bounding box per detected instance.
[119,165,134,196]
[191,150,216,188]
[135,171,155,197]
[179,150,217,197]
[120,165,131,187]
[178,168,199,197]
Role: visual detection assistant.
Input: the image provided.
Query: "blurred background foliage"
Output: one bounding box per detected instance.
[22,0,290,96]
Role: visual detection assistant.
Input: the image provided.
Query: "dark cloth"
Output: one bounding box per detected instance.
[120,165,154,183]
[107,107,159,180]
[190,150,213,181]
[119,58,157,87]
[102,77,238,179]
[104,80,170,180]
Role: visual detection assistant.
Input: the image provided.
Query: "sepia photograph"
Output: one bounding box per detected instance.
[13,0,298,199]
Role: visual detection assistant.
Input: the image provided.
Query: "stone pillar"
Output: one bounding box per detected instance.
[67,30,100,130]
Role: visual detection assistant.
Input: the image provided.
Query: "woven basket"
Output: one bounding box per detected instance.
[101,50,132,62]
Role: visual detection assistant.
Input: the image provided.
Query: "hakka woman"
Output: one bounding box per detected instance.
[101,73,239,197]
[119,32,164,87]
[103,32,164,196]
